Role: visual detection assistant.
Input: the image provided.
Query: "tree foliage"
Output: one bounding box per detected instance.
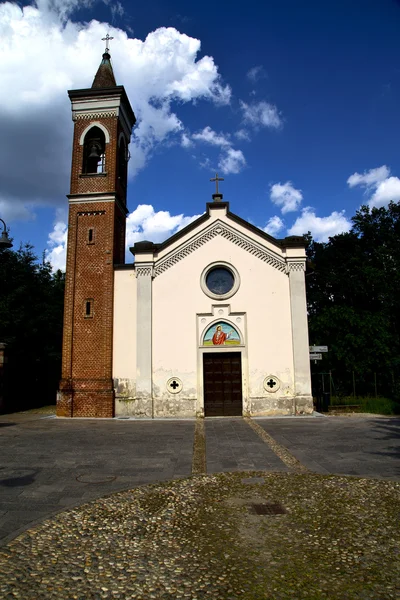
[306,201,400,398]
[0,244,65,411]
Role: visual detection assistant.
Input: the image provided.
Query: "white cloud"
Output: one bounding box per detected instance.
[190,126,246,174]
[218,148,246,175]
[35,0,95,23]
[347,165,400,208]
[369,176,400,207]
[126,204,202,247]
[107,0,125,20]
[270,181,303,214]
[287,208,351,242]
[181,133,193,148]
[235,129,251,141]
[0,198,35,222]
[247,65,266,83]
[46,209,68,271]
[192,126,231,147]
[264,215,284,237]
[240,100,282,129]
[347,166,390,189]
[0,2,231,220]
[46,204,203,270]
[199,156,213,170]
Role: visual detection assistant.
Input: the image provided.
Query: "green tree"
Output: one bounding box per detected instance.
[306,201,400,398]
[0,244,65,412]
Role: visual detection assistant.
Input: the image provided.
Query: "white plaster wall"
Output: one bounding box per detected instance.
[113,269,137,414]
[112,207,311,417]
[152,232,294,416]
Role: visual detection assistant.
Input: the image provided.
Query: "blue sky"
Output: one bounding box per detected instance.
[1,0,400,268]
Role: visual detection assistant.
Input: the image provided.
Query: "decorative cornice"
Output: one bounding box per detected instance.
[135,265,153,278]
[68,86,136,129]
[154,222,286,277]
[68,193,128,216]
[286,261,306,273]
[73,110,118,120]
[77,210,106,217]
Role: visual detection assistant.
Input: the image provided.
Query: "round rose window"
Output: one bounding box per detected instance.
[200,262,240,300]
[206,267,235,295]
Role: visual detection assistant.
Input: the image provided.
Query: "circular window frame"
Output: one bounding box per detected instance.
[200,261,240,300]
[263,375,280,393]
[166,377,183,395]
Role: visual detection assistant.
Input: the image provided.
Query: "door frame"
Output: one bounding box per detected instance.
[196,306,249,417]
[202,351,244,417]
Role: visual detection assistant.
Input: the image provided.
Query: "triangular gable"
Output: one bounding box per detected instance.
[130,201,306,277]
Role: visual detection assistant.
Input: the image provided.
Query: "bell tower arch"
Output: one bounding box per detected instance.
[57,50,136,418]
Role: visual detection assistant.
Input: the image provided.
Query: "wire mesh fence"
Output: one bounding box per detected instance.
[311,368,400,413]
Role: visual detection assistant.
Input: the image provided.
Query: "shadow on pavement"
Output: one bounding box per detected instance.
[367,417,400,465]
[0,468,38,488]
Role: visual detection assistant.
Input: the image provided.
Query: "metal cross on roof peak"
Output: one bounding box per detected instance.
[210,172,224,195]
[102,33,114,53]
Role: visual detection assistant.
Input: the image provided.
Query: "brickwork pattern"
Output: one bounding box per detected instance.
[115,121,129,204]
[58,108,130,418]
[70,118,129,203]
[58,201,117,418]
[114,211,126,265]
[70,117,119,197]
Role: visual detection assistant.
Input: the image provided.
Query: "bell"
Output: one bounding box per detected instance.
[88,141,102,160]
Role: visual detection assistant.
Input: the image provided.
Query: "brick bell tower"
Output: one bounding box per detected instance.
[57,45,136,417]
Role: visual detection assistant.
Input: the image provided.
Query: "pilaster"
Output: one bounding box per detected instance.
[135,261,154,416]
[287,259,313,413]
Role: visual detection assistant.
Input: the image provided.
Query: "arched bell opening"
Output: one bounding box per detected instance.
[82,126,106,174]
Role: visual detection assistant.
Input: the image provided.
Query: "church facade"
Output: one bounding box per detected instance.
[57,51,313,419]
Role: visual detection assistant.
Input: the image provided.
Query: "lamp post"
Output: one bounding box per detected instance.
[0,218,12,249]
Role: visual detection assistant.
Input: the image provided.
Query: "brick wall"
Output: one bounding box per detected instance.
[70,117,116,196]
[58,112,129,418]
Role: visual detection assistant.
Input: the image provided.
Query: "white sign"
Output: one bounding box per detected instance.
[309,346,328,353]
[309,353,322,360]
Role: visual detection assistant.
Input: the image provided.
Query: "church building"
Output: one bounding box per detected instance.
[57,48,313,419]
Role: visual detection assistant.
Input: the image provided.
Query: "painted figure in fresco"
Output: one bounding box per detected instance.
[212,325,234,345]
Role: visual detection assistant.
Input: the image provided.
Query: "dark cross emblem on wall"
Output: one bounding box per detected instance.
[170,380,180,390]
[102,33,114,53]
[266,378,277,389]
[210,173,224,194]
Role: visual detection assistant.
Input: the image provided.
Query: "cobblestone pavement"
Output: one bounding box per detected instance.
[0,471,398,599]
[0,414,194,545]
[0,412,399,597]
[0,411,399,550]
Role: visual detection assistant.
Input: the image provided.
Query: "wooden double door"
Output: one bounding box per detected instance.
[203,352,243,416]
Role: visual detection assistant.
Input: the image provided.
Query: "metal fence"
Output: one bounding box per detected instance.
[311,369,400,402]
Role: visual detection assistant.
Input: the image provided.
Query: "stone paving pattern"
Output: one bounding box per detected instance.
[0,412,399,546]
[0,415,194,544]
[0,411,399,598]
[205,418,290,473]
[0,472,398,599]
[258,416,400,479]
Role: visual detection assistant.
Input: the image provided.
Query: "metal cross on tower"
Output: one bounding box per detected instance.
[210,173,224,195]
[102,33,114,53]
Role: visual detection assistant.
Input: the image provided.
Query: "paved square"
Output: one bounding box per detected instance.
[0,415,194,544]
[0,412,399,546]
[205,418,289,473]
[257,416,400,479]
